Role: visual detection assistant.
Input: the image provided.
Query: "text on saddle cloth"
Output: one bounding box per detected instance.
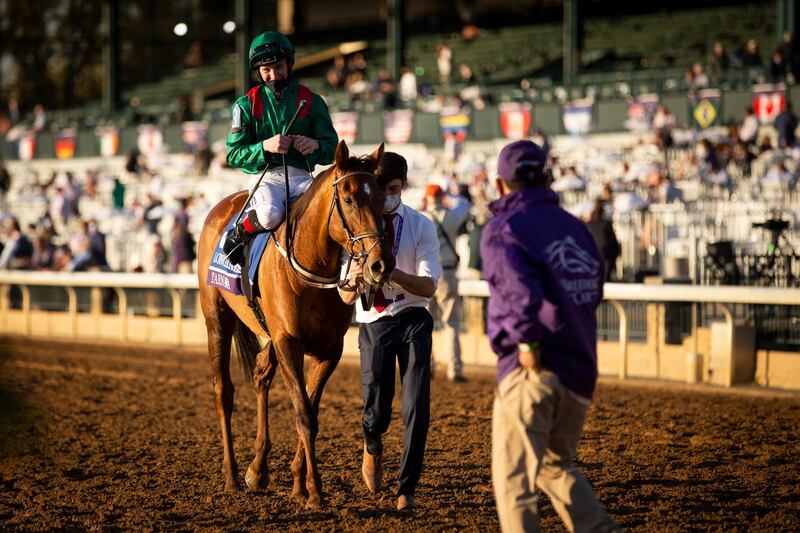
[207,210,270,296]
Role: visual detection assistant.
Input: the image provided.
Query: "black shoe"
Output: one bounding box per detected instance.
[223,224,248,262]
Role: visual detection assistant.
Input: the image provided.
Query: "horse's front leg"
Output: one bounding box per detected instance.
[290,341,343,501]
[274,336,324,509]
[245,340,278,491]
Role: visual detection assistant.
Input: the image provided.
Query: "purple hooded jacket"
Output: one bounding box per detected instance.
[480,187,604,399]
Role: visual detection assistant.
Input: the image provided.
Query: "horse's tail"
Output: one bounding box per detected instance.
[232,319,260,383]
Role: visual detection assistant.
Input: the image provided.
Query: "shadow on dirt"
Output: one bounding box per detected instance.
[0,344,38,459]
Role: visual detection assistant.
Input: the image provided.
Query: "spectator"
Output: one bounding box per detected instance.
[7,96,20,126]
[83,218,108,268]
[774,102,798,148]
[0,217,33,269]
[326,55,349,89]
[551,165,587,192]
[67,234,95,272]
[437,42,452,85]
[143,193,163,235]
[770,49,787,83]
[398,67,418,107]
[657,173,683,204]
[112,177,126,210]
[739,106,759,146]
[31,230,56,270]
[171,198,195,273]
[762,161,796,190]
[691,63,709,88]
[183,41,204,69]
[652,105,676,149]
[741,38,762,67]
[780,31,797,77]
[122,96,143,125]
[705,160,733,196]
[467,188,492,275]
[0,160,11,200]
[421,183,470,382]
[32,104,47,132]
[708,41,729,74]
[375,68,396,109]
[480,140,617,532]
[584,199,621,282]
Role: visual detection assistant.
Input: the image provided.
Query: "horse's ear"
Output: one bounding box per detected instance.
[368,143,385,166]
[334,140,349,167]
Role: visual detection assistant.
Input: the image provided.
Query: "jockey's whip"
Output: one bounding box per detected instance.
[231,98,308,228]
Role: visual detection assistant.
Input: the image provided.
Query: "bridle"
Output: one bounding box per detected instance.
[272,170,384,289]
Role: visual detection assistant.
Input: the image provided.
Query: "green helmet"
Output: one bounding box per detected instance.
[248,31,295,71]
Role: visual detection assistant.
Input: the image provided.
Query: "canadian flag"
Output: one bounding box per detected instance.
[752,85,786,125]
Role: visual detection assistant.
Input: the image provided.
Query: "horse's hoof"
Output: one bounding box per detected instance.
[245,464,267,491]
[305,494,322,509]
[224,479,240,492]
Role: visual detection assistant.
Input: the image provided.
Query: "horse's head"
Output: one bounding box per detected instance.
[328,141,395,286]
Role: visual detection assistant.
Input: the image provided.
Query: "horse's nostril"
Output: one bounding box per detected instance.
[370,261,384,273]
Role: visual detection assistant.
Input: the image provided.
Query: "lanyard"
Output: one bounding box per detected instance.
[391,215,404,257]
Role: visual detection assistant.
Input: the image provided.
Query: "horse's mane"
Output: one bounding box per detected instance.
[289,155,376,224]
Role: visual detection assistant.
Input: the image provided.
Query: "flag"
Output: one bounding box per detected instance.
[18,132,36,161]
[563,99,593,135]
[499,103,532,139]
[383,109,414,144]
[96,126,119,157]
[331,112,359,145]
[690,89,720,130]
[137,124,163,156]
[55,128,77,160]
[624,94,659,131]
[752,84,786,124]
[439,106,470,142]
[181,121,208,152]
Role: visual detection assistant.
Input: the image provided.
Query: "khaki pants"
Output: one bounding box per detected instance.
[492,368,617,533]
[428,268,462,379]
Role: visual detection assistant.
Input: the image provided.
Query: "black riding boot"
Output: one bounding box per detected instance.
[223,211,266,263]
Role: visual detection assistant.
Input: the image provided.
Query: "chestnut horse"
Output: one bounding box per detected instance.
[197,142,393,508]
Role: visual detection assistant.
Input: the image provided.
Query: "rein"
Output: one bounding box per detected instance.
[273,170,383,289]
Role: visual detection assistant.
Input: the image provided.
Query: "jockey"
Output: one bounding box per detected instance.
[223,30,339,257]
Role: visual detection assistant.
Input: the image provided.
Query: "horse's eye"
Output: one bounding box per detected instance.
[344,197,353,205]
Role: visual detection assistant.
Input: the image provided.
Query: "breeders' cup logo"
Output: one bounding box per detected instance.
[545,236,600,276]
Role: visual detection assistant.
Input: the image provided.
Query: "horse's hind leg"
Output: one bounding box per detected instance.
[245,340,278,491]
[202,291,239,491]
[290,342,343,505]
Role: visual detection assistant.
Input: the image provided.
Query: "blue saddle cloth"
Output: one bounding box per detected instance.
[206,213,270,296]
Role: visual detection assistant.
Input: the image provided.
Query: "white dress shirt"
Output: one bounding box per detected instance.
[343,202,442,324]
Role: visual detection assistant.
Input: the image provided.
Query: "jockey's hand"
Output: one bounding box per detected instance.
[263,134,292,155]
[291,135,319,155]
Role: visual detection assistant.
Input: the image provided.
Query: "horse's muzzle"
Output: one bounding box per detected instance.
[366,256,395,286]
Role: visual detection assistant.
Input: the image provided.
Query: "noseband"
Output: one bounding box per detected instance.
[273,170,384,289]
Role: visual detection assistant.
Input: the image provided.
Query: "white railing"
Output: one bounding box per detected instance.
[2,271,798,382]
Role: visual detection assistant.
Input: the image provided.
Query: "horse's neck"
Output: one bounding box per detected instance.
[286,181,339,276]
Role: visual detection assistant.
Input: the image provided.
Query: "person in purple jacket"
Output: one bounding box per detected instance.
[480,140,618,533]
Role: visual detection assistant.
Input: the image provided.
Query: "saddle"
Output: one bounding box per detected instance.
[207,213,271,334]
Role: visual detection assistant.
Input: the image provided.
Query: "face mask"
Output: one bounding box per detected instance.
[383,194,401,213]
[265,78,290,95]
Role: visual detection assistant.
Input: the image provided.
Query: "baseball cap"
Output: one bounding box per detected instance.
[497,140,547,183]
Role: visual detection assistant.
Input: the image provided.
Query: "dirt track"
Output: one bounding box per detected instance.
[1,335,799,531]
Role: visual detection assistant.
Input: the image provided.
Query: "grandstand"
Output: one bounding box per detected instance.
[1,0,799,364]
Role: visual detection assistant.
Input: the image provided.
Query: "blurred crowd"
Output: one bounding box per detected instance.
[0,157,211,275]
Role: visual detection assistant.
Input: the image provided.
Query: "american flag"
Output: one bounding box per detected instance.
[383,109,414,144]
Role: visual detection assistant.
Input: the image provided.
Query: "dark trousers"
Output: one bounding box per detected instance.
[359,306,433,496]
